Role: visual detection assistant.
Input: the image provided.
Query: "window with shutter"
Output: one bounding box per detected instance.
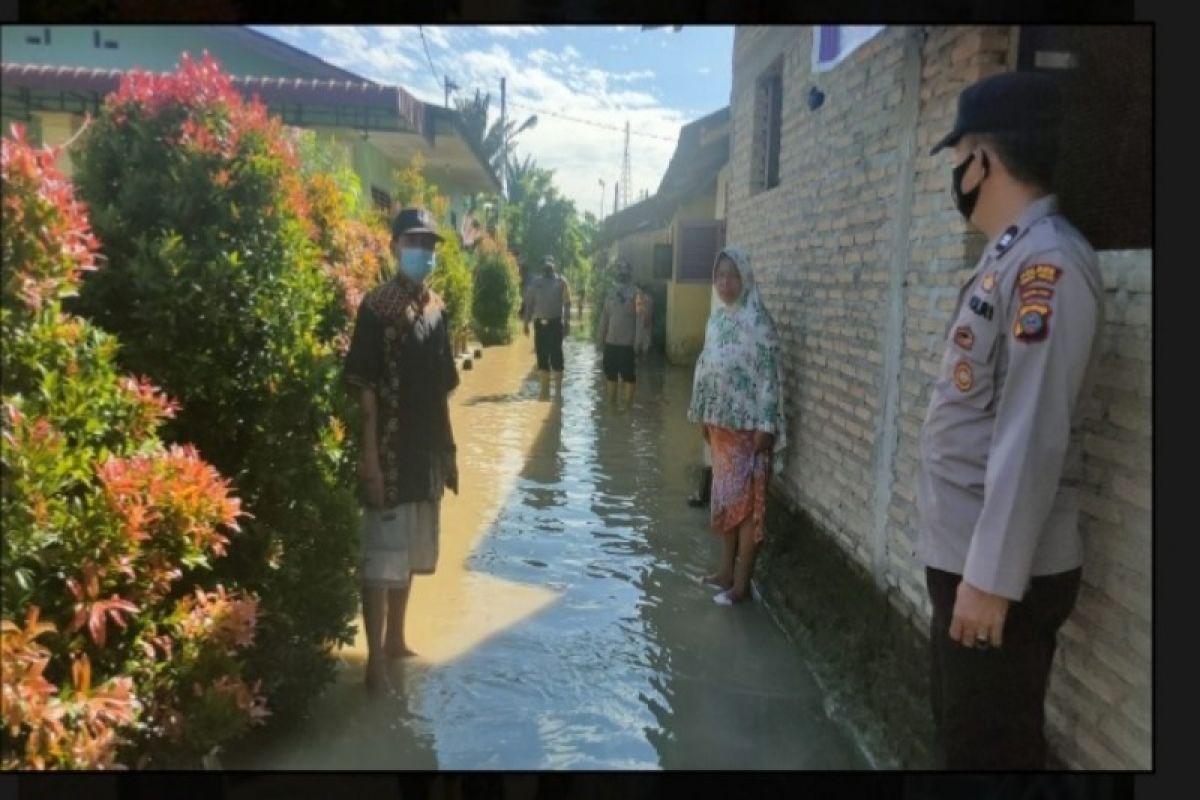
[675,220,726,284]
[751,59,784,195]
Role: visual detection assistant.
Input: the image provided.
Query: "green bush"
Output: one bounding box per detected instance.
[588,257,618,340]
[392,154,473,347]
[472,237,521,345]
[430,234,474,350]
[68,53,360,728]
[2,124,262,769]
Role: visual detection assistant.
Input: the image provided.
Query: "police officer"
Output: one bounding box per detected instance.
[522,255,572,400]
[596,259,640,408]
[918,71,1105,769]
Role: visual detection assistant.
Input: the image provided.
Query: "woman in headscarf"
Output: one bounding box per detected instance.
[687,247,786,606]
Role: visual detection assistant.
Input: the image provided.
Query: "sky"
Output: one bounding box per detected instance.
[253,25,734,219]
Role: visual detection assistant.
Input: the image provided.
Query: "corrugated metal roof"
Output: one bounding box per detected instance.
[1,62,426,136]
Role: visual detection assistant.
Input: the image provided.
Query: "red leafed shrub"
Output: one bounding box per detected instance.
[69,52,361,734]
[2,124,263,769]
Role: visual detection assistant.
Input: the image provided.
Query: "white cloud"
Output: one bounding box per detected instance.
[698,67,711,75]
[318,26,372,56]
[361,48,419,75]
[263,27,693,214]
[481,26,547,39]
[612,69,655,83]
[423,26,456,50]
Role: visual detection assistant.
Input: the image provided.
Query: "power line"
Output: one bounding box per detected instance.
[507,100,677,142]
[418,27,443,93]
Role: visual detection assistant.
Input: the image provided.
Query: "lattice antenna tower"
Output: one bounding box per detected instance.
[620,120,631,210]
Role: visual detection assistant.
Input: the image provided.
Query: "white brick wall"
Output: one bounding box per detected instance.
[729,25,1151,769]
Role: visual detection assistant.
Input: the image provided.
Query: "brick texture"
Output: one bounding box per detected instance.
[728,25,1150,769]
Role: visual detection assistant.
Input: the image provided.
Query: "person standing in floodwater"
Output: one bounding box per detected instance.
[343,207,460,694]
[688,247,786,606]
[596,259,640,409]
[523,255,573,401]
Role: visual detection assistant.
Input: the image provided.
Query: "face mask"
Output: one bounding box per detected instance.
[951,151,989,222]
[398,248,436,282]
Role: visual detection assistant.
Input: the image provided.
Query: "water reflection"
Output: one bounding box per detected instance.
[240,340,868,769]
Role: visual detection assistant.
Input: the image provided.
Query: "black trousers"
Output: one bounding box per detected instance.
[603,343,636,383]
[534,318,564,372]
[926,566,1082,769]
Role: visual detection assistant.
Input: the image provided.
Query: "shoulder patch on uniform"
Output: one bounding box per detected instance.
[953,325,976,351]
[1018,264,1062,288]
[1019,286,1056,302]
[1013,303,1053,342]
[953,360,974,392]
[994,225,1020,257]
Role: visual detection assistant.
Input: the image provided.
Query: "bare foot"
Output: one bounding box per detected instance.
[384,643,418,660]
[365,661,390,694]
[703,573,733,590]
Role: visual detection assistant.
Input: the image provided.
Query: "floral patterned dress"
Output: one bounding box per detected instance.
[687,247,786,542]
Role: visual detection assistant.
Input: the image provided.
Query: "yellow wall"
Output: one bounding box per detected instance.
[666,281,711,365]
[33,112,80,176]
[601,175,724,363]
[665,182,719,365]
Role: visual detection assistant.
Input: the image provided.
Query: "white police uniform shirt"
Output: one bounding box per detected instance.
[917,195,1105,600]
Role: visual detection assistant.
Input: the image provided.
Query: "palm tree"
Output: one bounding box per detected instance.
[505,154,541,204]
[454,89,538,174]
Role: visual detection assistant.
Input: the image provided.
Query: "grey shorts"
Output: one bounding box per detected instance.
[360,501,440,587]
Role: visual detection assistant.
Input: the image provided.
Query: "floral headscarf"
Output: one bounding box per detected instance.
[687,246,787,464]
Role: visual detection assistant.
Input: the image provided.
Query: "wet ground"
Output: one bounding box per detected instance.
[235,334,869,770]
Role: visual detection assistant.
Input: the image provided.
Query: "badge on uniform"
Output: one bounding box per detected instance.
[1018,264,1062,288]
[953,360,974,392]
[981,272,997,294]
[994,225,1020,257]
[1020,285,1055,303]
[1013,302,1052,342]
[953,325,975,351]
[968,295,994,320]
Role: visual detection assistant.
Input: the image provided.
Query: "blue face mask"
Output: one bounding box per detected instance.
[398,248,436,282]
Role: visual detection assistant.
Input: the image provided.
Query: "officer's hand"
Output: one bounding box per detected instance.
[701,425,711,445]
[949,580,1010,649]
[753,431,775,454]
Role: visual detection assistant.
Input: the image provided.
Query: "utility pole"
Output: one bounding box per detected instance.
[500,76,507,224]
[598,178,606,221]
[443,75,459,108]
[613,182,619,217]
